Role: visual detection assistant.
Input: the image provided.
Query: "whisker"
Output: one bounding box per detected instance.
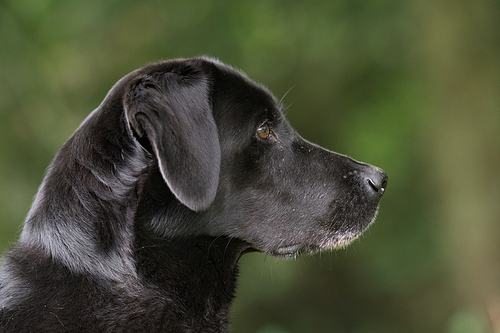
[280,85,296,104]
[222,237,234,265]
[282,102,294,116]
[261,254,269,278]
[207,235,223,257]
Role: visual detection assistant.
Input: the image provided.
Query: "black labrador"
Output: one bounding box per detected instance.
[0,57,387,332]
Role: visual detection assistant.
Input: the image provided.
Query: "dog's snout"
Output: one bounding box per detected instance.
[365,168,388,197]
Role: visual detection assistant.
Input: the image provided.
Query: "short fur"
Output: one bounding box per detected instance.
[0,57,387,332]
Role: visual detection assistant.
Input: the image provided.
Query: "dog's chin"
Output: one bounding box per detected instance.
[268,211,379,259]
[270,235,360,259]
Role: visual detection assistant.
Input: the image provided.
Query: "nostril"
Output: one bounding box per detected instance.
[367,173,388,197]
[367,179,380,193]
[368,179,377,191]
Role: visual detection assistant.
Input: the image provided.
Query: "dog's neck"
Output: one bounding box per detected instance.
[131,230,251,330]
[19,105,148,282]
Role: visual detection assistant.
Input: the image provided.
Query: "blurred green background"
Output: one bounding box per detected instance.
[1,0,499,332]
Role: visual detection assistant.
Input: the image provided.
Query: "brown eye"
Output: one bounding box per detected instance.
[257,124,271,139]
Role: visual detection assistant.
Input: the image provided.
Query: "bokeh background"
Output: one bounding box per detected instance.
[1,1,499,332]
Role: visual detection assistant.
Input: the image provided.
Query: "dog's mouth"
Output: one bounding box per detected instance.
[245,197,383,259]
[273,244,322,258]
[271,231,367,258]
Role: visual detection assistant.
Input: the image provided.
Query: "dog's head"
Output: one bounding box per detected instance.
[120,57,387,258]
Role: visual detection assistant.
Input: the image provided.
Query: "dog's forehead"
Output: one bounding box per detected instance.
[211,60,276,100]
[207,60,283,121]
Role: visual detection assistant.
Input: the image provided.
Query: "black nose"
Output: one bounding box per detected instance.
[365,168,388,197]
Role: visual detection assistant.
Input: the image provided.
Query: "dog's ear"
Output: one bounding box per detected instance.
[124,68,220,211]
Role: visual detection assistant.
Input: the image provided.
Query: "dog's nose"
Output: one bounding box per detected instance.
[365,167,388,198]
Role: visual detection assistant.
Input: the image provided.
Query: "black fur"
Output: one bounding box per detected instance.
[0,57,387,332]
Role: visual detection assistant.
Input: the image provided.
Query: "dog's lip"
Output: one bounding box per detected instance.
[274,244,321,257]
[276,244,303,255]
[271,231,369,258]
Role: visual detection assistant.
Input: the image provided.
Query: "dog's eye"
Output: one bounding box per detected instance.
[257,124,271,140]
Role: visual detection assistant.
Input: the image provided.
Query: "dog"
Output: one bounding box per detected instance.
[0,57,387,332]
